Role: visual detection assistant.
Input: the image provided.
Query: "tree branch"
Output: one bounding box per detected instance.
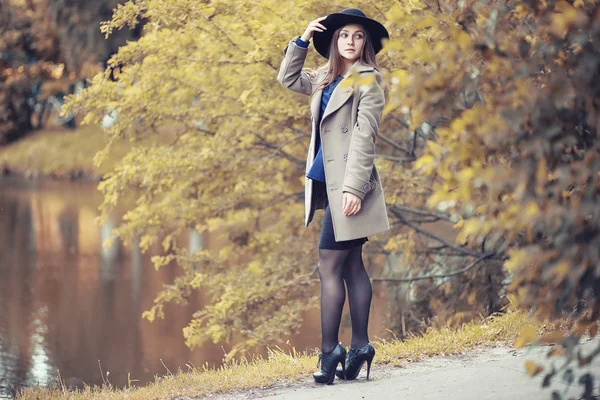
[390,207,481,257]
[378,132,410,153]
[263,191,303,208]
[392,116,410,129]
[379,154,416,163]
[253,141,304,165]
[372,252,495,283]
[390,205,455,223]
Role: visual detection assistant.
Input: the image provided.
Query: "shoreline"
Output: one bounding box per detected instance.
[1,165,101,182]
[0,125,123,182]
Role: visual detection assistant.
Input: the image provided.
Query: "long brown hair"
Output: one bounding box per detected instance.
[313,25,379,94]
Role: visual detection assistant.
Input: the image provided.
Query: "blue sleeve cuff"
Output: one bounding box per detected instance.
[294,36,310,48]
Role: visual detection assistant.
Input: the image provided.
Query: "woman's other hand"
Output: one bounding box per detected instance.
[300,16,327,42]
[342,192,362,216]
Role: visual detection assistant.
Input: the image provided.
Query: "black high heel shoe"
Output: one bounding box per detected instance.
[313,343,346,384]
[335,343,375,380]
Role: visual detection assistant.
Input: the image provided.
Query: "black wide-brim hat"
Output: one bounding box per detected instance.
[313,8,389,59]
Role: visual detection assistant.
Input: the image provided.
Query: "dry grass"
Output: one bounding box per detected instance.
[376,310,556,366]
[16,311,555,400]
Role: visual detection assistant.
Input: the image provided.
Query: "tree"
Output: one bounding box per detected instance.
[382,0,600,397]
[0,0,140,144]
[66,0,599,380]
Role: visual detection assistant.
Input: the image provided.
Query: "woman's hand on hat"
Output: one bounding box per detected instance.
[342,192,361,216]
[300,16,327,42]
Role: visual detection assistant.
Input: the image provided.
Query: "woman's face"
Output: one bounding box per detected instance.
[337,24,365,62]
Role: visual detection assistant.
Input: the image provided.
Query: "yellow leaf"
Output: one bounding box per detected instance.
[551,260,570,284]
[456,218,480,243]
[383,102,398,117]
[457,168,475,182]
[515,325,538,348]
[540,331,565,344]
[238,88,254,103]
[356,74,376,87]
[524,360,544,377]
[535,158,547,194]
[391,69,409,85]
[476,204,487,214]
[414,16,436,30]
[547,347,566,357]
[426,140,444,158]
[456,31,472,50]
[523,202,540,219]
[413,154,434,170]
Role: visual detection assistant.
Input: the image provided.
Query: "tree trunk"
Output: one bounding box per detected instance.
[0,82,33,145]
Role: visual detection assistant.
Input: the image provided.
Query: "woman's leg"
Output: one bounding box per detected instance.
[343,244,372,349]
[318,247,351,353]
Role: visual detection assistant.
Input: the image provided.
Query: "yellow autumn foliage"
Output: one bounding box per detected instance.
[64,0,600,360]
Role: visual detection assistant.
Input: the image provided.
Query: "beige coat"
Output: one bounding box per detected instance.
[277,40,390,241]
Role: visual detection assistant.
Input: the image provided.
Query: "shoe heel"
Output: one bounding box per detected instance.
[341,358,346,380]
[366,357,373,380]
[327,368,336,385]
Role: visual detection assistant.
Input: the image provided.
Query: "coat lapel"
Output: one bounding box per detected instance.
[311,88,323,122]
[320,62,376,121]
[321,82,353,121]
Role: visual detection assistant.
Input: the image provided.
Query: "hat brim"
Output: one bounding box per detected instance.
[313,13,389,59]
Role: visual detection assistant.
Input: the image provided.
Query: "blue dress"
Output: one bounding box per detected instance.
[306,75,343,182]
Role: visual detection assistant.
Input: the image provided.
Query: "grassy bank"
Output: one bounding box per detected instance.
[17,311,556,400]
[0,125,123,180]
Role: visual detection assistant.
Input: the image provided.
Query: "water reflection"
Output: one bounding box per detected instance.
[0,178,392,397]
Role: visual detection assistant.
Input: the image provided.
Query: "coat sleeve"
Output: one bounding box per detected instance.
[277,41,320,96]
[342,71,385,200]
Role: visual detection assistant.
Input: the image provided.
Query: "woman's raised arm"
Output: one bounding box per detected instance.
[277,17,327,96]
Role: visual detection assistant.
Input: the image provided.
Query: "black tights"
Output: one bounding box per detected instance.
[317,245,372,354]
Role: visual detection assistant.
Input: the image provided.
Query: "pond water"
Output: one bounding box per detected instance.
[0,178,393,397]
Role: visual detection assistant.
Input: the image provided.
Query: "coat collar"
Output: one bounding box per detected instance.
[348,61,377,74]
[311,63,377,123]
[323,63,376,120]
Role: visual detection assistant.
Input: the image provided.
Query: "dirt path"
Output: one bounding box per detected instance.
[205,339,600,400]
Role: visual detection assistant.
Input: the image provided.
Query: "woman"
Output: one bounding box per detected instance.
[277,9,390,384]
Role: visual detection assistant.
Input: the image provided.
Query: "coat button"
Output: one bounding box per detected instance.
[340,125,348,133]
[363,181,376,193]
[343,153,348,161]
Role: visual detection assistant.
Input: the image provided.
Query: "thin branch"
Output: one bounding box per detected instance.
[384,248,503,258]
[411,129,418,155]
[286,126,311,138]
[390,208,481,257]
[378,132,410,153]
[392,116,410,128]
[372,252,495,283]
[160,358,173,376]
[390,205,455,222]
[257,134,305,161]
[264,191,303,208]
[253,141,305,165]
[405,217,446,224]
[379,154,416,163]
